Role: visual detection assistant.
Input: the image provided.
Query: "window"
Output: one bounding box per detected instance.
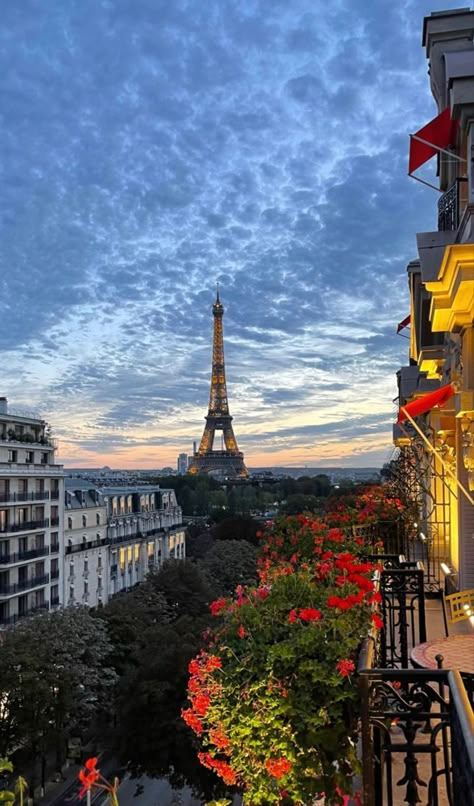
[97,554,102,569]
[26,451,34,464]
[84,580,89,596]
[82,515,87,528]
[84,559,88,574]
[69,586,74,601]
[41,452,48,465]
[67,516,72,530]
[96,513,100,526]
[7,450,17,463]
[51,532,59,551]
[96,532,101,542]
[69,562,74,579]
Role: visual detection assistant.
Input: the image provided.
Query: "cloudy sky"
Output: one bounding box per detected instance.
[0,0,464,469]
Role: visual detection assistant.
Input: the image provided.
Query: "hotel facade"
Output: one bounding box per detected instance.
[394,8,474,593]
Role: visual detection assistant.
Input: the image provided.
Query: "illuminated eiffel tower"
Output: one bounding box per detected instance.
[188,287,248,477]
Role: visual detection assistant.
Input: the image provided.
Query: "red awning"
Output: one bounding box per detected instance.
[397,314,410,334]
[398,384,455,424]
[408,108,459,175]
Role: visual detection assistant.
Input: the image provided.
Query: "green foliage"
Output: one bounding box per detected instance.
[183,490,393,806]
[199,540,257,596]
[0,609,116,787]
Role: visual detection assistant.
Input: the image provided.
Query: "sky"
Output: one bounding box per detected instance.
[1,0,468,470]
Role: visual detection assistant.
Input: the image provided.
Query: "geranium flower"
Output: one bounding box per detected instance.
[210,598,227,616]
[371,613,384,630]
[265,757,292,778]
[336,659,356,677]
[78,758,99,798]
[288,608,298,623]
[299,608,322,622]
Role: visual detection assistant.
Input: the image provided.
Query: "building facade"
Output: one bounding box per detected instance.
[0,397,64,628]
[64,480,108,608]
[177,453,188,475]
[103,486,185,599]
[64,482,185,606]
[394,8,474,592]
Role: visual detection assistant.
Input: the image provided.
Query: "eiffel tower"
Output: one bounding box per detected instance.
[188,287,248,477]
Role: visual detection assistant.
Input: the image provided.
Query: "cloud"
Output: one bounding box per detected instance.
[0,0,449,467]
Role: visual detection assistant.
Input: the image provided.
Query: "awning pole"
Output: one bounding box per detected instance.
[400,407,474,506]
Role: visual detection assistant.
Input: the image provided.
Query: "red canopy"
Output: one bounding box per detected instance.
[398,384,455,423]
[409,108,459,175]
[397,314,410,334]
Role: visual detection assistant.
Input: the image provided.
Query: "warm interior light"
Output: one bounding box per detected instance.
[440,562,452,575]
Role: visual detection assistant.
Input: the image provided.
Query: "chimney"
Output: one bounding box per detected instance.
[0,397,7,415]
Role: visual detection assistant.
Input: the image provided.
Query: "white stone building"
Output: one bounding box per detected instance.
[102,486,185,599]
[64,480,108,608]
[0,397,64,627]
[63,482,185,606]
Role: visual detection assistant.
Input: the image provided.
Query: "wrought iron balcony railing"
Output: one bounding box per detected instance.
[358,638,474,806]
[0,518,49,534]
[0,492,50,504]
[438,178,468,231]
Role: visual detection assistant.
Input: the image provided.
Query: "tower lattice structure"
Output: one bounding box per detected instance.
[188,288,248,477]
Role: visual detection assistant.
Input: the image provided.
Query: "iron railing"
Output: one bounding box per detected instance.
[0,491,50,503]
[437,178,467,231]
[0,518,49,534]
[358,637,474,806]
[379,563,426,669]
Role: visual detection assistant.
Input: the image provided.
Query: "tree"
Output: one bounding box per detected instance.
[280,494,320,515]
[212,515,261,545]
[200,540,257,596]
[110,562,225,799]
[0,609,116,796]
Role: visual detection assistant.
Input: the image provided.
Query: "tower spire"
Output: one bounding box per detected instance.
[188,288,248,478]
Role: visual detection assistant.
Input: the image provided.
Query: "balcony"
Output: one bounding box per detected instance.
[0,491,50,504]
[0,431,57,449]
[50,517,60,527]
[437,177,468,231]
[51,567,59,580]
[0,546,50,565]
[0,518,49,534]
[65,537,108,555]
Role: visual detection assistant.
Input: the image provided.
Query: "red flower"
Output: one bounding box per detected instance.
[182,708,204,734]
[371,613,383,630]
[299,608,322,622]
[238,624,246,638]
[368,592,382,605]
[336,659,356,677]
[78,758,100,799]
[265,757,292,778]
[288,608,298,623]
[210,598,227,617]
[327,596,341,608]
